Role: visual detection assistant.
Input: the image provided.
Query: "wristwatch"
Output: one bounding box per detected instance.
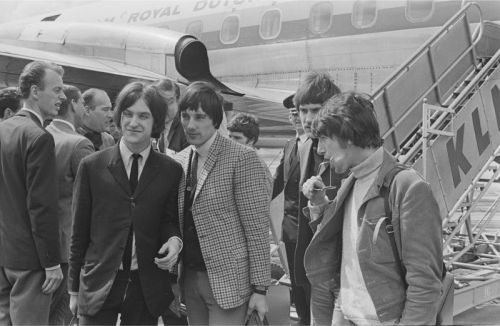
[252,285,268,295]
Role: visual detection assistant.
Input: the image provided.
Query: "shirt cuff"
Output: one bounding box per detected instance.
[45,264,60,271]
[169,236,183,252]
[69,291,78,296]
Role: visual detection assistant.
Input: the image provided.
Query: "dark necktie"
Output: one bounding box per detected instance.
[123,153,141,271]
[188,150,198,201]
[129,153,141,193]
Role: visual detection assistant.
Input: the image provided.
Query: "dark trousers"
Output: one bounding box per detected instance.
[285,241,311,326]
[79,271,156,326]
[49,263,72,325]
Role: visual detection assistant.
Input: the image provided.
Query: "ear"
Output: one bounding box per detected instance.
[30,85,39,99]
[83,104,91,115]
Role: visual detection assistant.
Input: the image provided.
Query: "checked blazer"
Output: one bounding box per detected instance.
[175,132,271,309]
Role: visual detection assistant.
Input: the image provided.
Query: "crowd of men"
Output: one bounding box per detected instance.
[0,60,443,326]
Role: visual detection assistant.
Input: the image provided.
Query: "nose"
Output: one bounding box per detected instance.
[305,111,316,124]
[59,92,67,101]
[317,140,326,156]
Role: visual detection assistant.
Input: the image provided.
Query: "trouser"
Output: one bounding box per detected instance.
[310,279,336,326]
[285,241,311,325]
[79,270,156,326]
[183,268,248,325]
[49,263,72,325]
[0,266,52,325]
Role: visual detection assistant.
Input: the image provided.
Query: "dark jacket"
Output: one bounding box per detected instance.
[158,116,188,153]
[0,110,61,269]
[296,137,344,285]
[304,149,443,324]
[68,145,182,316]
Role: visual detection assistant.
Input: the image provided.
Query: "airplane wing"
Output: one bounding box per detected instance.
[0,42,166,99]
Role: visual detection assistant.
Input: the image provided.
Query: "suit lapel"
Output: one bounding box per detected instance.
[315,175,356,236]
[194,133,223,202]
[133,148,160,197]
[174,148,191,233]
[107,145,131,195]
[299,138,312,185]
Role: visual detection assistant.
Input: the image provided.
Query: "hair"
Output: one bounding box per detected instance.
[113,82,167,138]
[312,91,383,149]
[82,88,105,110]
[57,85,81,117]
[178,81,223,129]
[153,79,180,100]
[294,71,340,108]
[18,61,64,99]
[227,113,260,144]
[0,87,22,117]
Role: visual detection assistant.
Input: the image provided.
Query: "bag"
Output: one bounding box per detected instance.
[245,310,269,326]
[380,164,454,325]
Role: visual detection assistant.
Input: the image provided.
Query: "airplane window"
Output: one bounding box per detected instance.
[260,9,281,40]
[186,20,203,39]
[220,15,240,45]
[406,0,434,23]
[352,0,377,29]
[309,2,333,34]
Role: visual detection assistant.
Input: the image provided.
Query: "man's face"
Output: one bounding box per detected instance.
[229,131,254,148]
[85,91,112,132]
[121,98,153,150]
[181,106,217,147]
[299,104,322,137]
[163,90,178,123]
[36,69,65,119]
[318,135,352,174]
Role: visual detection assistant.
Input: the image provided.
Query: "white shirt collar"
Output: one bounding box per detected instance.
[119,139,151,166]
[192,131,217,158]
[52,119,76,132]
[20,107,43,126]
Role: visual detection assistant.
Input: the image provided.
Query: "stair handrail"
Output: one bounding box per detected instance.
[401,48,500,165]
[372,2,483,101]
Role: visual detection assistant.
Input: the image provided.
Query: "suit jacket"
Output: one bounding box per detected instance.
[272,137,301,242]
[158,116,188,154]
[295,137,345,286]
[69,145,182,316]
[46,120,94,263]
[304,149,442,324]
[0,110,61,269]
[176,132,271,309]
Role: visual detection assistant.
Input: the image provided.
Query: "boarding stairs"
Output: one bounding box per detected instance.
[371,2,500,319]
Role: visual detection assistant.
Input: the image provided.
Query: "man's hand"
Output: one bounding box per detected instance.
[69,294,78,315]
[42,266,63,294]
[154,237,182,271]
[302,176,330,206]
[247,293,268,321]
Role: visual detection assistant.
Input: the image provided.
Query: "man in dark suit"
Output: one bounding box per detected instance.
[272,94,309,325]
[69,82,183,325]
[0,61,65,324]
[46,85,94,325]
[154,79,188,155]
[294,72,345,326]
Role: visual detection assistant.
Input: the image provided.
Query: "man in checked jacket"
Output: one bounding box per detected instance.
[175,81,271,325]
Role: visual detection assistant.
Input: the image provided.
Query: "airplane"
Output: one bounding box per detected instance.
[0,0,499,140]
